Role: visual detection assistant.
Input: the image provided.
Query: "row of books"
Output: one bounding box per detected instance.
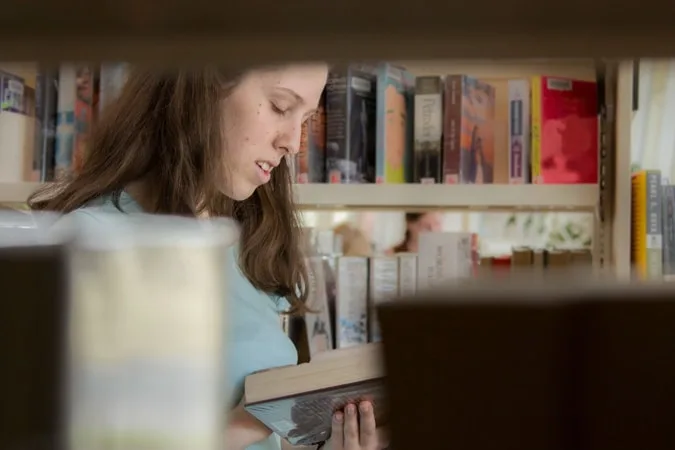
[631,169,675,280]
[291,63,599,186]
[0,63,129,184]
[296,230,594,362]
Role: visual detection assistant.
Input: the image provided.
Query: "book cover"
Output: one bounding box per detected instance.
[374,63,414,183]
[325,66,377,184]
[531,76,598,184]
[295,92,327,183]
[413,76,443,183]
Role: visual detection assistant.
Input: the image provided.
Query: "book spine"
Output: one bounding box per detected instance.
[34,68,59,182]
[443,75,462,184]
[508,79,530,184]
[663,185,675,280]
[295,93,327,183]
[348,68,377,183]
[367,256,399,343]
[325,70,349,184]
[413,76,443,184]
[646,170,663,279]
[530,76,542,183]
[397,253,417,297]
[417,232,474,291]
[335,256,368,348]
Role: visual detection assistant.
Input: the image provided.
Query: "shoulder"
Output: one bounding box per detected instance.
[225,245,290,314]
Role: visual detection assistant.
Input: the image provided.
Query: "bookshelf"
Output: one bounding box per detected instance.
[0,12,638,278]
[293,184,599,211]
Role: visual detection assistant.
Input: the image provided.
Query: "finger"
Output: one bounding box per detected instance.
[331,411,344,450]
[343,404,359,448]
[358,402,377,448]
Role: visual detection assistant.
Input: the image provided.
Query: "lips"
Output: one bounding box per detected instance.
[257,161,273,172]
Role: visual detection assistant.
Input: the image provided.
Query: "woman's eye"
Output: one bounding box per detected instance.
[271,103,288,115]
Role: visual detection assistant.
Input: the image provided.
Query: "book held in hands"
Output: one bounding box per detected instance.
[243,343,386,446]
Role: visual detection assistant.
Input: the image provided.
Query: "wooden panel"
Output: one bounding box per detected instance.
[0,0,673,61]
[0,34,674,65]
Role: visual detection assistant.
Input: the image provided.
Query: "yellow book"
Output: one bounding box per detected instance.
[631,170,663,280]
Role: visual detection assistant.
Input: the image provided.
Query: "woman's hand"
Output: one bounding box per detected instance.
[324,401,388,450]
[226,397,273,450]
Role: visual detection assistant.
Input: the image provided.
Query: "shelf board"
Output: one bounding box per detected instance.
[293,184,599,211]
[1,182,599,212]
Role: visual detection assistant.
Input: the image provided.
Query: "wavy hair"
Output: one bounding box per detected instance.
[28,66,309,314]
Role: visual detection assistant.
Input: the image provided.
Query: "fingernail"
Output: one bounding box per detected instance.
[333,412,343,423]
[359,401,370,413]
[346,404,355,415]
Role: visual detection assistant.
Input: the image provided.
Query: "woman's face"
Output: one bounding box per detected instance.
[410,212,442,238]
[220,64,328,200]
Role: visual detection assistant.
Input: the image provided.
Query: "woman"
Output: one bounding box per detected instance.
[390,212,442,254]
[29,65,382,450]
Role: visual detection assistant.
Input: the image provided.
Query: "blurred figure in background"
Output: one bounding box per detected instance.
[389,212,442,254]
[333,222,373,257]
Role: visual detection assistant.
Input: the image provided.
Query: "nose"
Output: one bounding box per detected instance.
[275,119,303,156]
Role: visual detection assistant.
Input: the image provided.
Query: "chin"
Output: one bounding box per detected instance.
[223,184,258,201]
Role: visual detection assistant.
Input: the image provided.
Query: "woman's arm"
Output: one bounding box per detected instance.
[226,399,273,450]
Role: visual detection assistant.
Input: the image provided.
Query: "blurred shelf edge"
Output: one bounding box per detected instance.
[293,184,599,212]
[0,31,674,62]
[0,182,40,204]
[2,182,599,212]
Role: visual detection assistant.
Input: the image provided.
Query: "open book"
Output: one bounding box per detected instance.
[244,343,386,446]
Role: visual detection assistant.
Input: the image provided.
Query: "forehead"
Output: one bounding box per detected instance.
[256,64,328,100]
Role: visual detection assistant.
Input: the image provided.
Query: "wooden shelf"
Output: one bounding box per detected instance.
[1,182,599,212]
[293,184,598,211]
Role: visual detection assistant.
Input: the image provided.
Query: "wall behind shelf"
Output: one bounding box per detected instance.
[632,59,675,179]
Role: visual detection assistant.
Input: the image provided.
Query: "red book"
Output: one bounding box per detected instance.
[532,77,598,184]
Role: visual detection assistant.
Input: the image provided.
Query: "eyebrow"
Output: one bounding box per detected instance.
[276,87,305,105]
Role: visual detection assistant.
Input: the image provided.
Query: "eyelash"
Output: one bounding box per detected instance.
[271,103,288,116]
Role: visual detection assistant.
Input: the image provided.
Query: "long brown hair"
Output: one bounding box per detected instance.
[28,66,309,314]
[391,212,423,253]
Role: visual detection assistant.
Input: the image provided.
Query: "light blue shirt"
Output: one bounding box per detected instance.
[61,192,298,450]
